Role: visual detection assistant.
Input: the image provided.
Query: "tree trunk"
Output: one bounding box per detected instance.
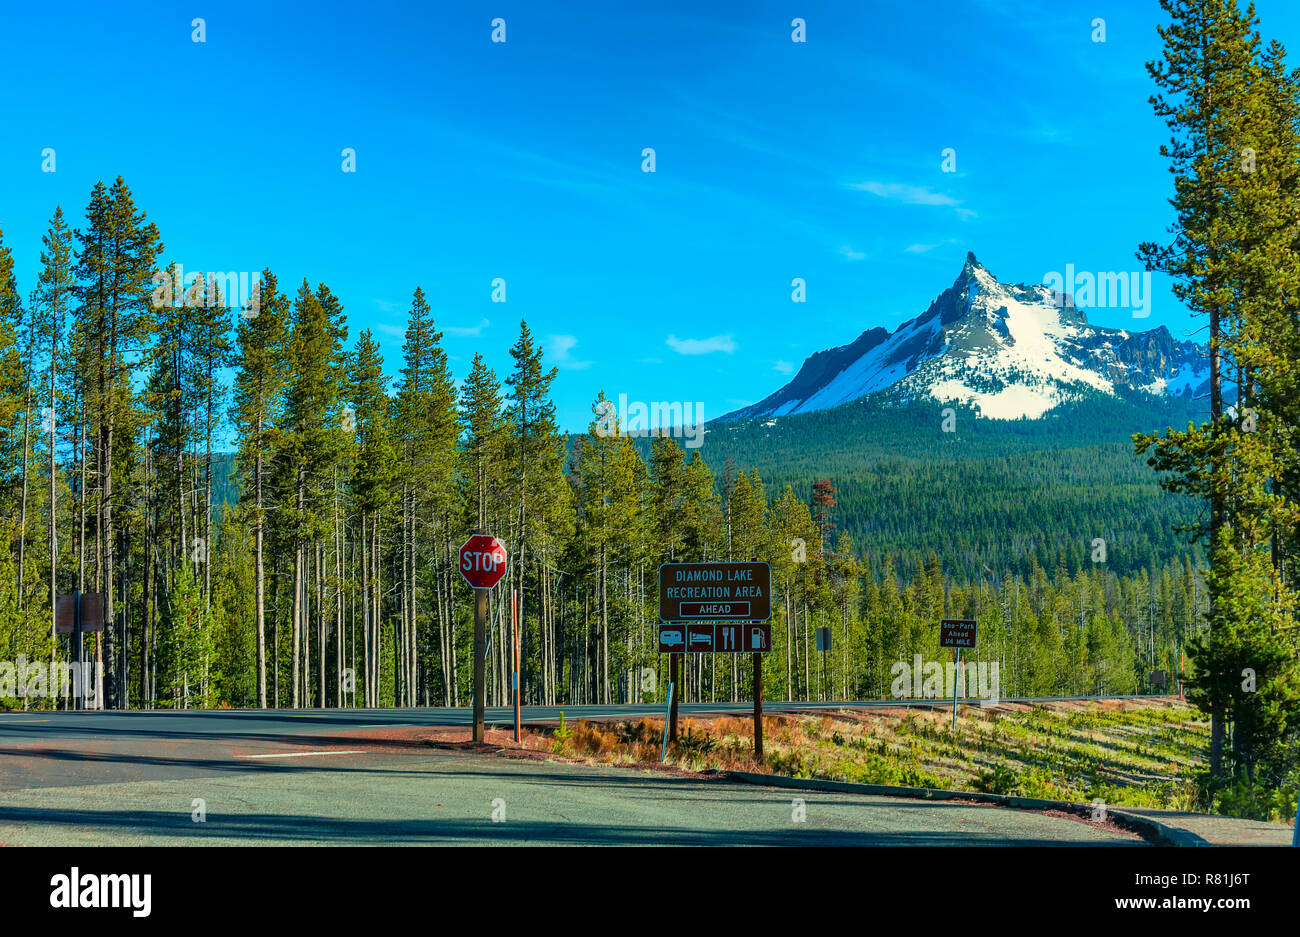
[255,441,267,708]
[291,473,304,708]
[361,513,371,706]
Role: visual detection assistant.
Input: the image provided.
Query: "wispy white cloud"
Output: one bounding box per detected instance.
[374,322,405,338]
[772,360,794,374]
[848,181,962,208]
[905,243,939,254]
[546,334,592,370]
[445,317,489,338]
[666,333,737,356]
[838,244,866,261]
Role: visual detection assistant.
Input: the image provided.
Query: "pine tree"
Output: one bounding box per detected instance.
[459,352,505,531]
[191,274,233,610]
[32,210,74,675]
[231,269,288,708]
[73,178,163,706]
[576,391,624,703]
[394,287,457,705]
[504,321,565,704]
[1135,0,1266,779]
[0,225,26,475]
[347,327,395,706]
[278,281,344,708]
[0,226,32,674]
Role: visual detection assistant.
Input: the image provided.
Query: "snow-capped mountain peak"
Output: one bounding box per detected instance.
[721,253,1205,422]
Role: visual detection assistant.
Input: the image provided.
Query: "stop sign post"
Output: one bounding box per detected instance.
[460,533,507,742]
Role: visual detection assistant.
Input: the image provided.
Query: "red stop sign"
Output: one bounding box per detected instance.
[459,534,508,589]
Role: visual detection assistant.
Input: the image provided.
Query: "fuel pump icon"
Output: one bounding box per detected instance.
[750,627,766,650]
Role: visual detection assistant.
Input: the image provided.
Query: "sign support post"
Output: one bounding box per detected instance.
[939,619,977,732]
[74,589,83,712]
[512,588,521,742]
[1293,786,1299,847]
[669,653,681,742]
[660,681,674,762]
[952,647,961,732]
[753,651,763,764]
[473,586,487,743]
[460,531,508,745]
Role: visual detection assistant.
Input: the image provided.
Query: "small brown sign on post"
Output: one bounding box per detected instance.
[55,593,106,634]
[939,618,977,649]
[658,562,771,623]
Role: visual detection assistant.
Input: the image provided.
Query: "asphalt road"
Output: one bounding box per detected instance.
[0,694,1172,743]
[0,751,1137,847]
[0,703,1155,845]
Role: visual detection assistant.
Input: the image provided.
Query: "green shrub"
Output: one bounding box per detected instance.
[972,764,1018,795]
[1211,778,1299,824]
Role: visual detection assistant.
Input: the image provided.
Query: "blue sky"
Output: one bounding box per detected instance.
[4,0,1300,435]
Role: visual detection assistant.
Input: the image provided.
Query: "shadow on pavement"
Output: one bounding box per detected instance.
[0,805,1138,846]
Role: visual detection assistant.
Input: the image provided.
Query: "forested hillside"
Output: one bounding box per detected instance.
[694,389,1207,579]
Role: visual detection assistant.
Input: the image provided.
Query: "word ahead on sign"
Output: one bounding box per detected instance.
[939,619,977,649]
[459,534,508,589]
[658,561,771,623]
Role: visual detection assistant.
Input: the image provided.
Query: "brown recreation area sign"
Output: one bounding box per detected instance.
[658,561,771,623]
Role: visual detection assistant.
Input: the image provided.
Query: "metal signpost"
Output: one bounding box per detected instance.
[658,561,772,761]
[659,681,674,762]
[939,619,977,731]
[512,589,521,742]
[56,591,105,710]
[816,626,831,701]
[459,532,508,743]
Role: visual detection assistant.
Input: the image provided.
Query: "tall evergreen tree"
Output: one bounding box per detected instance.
[74,177,163,706]
[231,269,288,708]
[33,210,74,670]
[1135,0,1265,778]
[278,281,344,708]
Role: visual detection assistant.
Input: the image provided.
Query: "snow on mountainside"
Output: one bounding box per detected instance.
[721,252,1207,422]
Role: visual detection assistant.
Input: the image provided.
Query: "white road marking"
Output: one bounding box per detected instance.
[242,750,366,759]
[356,723,416,728]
